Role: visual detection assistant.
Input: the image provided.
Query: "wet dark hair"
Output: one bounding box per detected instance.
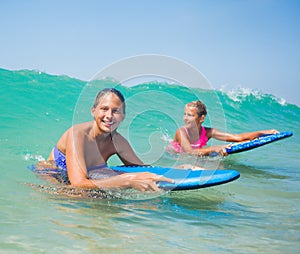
[93,88,126,114]
[187,100,207,117]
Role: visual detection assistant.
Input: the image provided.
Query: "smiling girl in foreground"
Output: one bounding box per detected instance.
[170,100,278,156]
[48,88,172,191]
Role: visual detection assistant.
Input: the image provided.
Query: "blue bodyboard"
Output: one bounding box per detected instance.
[225,131,293,154]
[110,166,240,191]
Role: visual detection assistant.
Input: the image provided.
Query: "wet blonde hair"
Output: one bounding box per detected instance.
[186,100,207,117]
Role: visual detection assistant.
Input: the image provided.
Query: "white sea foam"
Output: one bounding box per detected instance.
[225,87,262,102]
[24,153,45,162]
[220,86,287,106]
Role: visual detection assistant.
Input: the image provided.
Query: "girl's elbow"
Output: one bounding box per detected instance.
[70,180,84,187]
[69,178,91,187]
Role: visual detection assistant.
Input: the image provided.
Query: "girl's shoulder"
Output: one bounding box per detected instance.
[70,121,92,130]
[111,131,125,141]
[173,127,187,141]
[177,126,189,135]
[67,122,94,138]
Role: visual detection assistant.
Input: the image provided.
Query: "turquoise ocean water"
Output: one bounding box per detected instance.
[1,68,299,253]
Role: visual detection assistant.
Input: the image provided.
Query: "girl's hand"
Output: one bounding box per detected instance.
[261,129,279,135]
[121,172,174,192]
[210,145,228,156]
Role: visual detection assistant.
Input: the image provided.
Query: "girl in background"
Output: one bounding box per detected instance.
[170,100,278,156]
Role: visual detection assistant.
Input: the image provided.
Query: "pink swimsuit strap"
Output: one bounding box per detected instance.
[184,126,208,148]
[167,126,208,153]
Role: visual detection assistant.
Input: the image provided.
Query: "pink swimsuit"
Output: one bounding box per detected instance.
[170,126,208,153]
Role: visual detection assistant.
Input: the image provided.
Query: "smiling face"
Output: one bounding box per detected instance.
[183,105,205,129]
[91,93,125,133]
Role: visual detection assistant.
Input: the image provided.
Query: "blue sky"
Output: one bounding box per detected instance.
[1,0,300,105]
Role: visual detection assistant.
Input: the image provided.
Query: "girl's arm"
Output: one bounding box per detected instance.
[174,128,194,153]
[113,133,145,166]
[66,129,172,191]
[210,128,279,142]
[189,129,279,156]
[174,128,227,156]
